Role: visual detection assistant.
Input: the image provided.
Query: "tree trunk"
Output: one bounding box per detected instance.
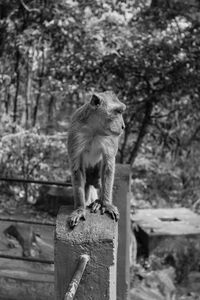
[4,85,10,114]
[119,125,130,164]
[119,112,136,163]
[32,46,45,127]
[46,95,54,134]
[13,49,20,125]
[128,100,154,166]
[25,60,32,128]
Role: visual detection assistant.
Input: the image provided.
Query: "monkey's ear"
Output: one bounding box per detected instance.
[90,94,101,107]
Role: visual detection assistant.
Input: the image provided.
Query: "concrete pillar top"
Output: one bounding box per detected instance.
[56,206,118,244]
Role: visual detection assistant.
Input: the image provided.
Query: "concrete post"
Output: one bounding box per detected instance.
[55,206,118,300]
[114,164,131,300]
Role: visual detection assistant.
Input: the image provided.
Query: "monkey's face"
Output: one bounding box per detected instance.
[89,92,126,137]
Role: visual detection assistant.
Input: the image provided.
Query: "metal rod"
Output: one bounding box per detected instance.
[0,253,54,264]
[0,177,71,186]
[64,254,90,300]
[0,216,55,226]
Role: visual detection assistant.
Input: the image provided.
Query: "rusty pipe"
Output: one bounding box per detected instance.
[64,254,90,300]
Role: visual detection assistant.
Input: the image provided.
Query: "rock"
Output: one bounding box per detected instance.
[178,271,200,296]
[131,267,176,300]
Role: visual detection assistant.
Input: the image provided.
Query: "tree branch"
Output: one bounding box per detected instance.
[184,124,200,147]
[20,0,40,13]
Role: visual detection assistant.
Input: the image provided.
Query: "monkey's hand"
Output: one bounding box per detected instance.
[89,200,119,222]
[68,208,86,228]
[101,203,119,222]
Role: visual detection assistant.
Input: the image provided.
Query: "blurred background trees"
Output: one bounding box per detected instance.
[1,0,200,208]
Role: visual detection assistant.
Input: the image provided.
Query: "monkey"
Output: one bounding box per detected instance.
[67,91,126,228]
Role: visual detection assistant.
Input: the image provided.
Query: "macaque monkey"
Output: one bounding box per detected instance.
[67,91,126,228]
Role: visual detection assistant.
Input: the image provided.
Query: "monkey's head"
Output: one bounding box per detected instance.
[89,91,126,136]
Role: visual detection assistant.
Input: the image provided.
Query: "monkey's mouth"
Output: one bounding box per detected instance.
[109,129,123,136]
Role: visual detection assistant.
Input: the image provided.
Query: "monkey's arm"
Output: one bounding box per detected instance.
[101,157,115,203]
[90,156,119,221]
[101,157,119,221]
[72,169,86,208]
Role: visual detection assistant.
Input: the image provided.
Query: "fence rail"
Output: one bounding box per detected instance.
[0,177,72,186]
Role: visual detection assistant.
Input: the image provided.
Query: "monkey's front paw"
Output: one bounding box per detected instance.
[101,203,119,222]
[68,208,86,228]
[89,199,101,213]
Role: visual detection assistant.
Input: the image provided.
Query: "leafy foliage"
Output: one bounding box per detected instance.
[0,0,200,207]
[0,115,68,202]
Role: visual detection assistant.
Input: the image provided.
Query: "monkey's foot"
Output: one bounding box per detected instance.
[101,203,119,222]
[68,208,86,228]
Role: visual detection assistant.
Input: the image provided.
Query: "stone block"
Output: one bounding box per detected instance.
[55,206,118,300]
[132,208,200,256]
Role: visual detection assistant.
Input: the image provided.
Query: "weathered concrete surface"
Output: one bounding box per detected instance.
[132,208,200,255]
[130,267,176,300]
[114,164,131,300]
[132,208,200,235]
[55,206,118,300]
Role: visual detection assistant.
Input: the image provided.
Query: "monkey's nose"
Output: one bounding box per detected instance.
[122,124,125,130]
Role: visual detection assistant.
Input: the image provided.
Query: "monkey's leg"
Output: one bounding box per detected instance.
[69,170,86,228]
